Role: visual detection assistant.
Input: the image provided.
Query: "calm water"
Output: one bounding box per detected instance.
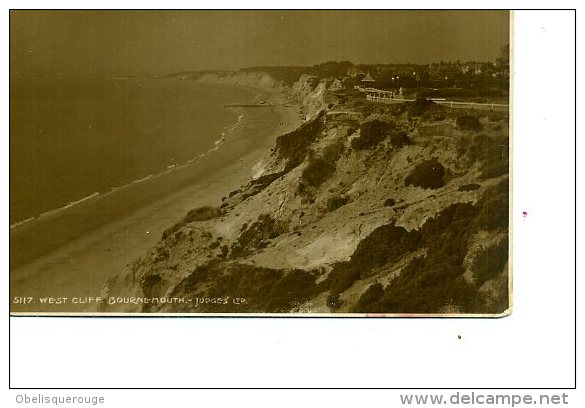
[10,77,255,224]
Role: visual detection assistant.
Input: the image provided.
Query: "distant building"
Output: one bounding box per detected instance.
[462,63,484,75]
[361,72,376,88]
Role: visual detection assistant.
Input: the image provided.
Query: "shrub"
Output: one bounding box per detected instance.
[301,157,336,187]
[162,229,182,243]
[468,135,505,163]
[184,206,221,223]
[326,195,350,212]
[380,262,475,313]
[456,134,509,177]
[387,103,407,116]
[354,283,385,312]
[405,158,446,189]
[351,120,394,150]
[458,183,481,192]
[341,192,510,314]
[250,171,286,189]
[325,224,422,294]
[322,139,345,163]
[326,293,343,310]
[471,237,508,286]
[378,203,481,313]
[487,112,507,122]
[349,224,409,271]
[275,112,325,170]
[322,224,422,297]
[200,264,318,313]
[162,206,221,240]
[418,103,450,122]
[481,161,509,179]
[327,265,361,297]
[383,198,396,207]
[263,270,318,311]
[455,135,472,158]
[338,224,421,280]
[389,131,411,148]
[141,274,162,292]
[407,96,435,116]
[230,214,288,257]
[475,179,509,231]
[399,229,423,251]
[421,202,477,240]
[456,115,482,131]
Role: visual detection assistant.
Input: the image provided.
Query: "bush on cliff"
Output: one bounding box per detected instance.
[325,196,509,314]
[184,206,222,223]
[321,139,346,163]
[376,203,481,313]
[481,160,509,180]
[354,283,385,312]
[458,183,481,192]
[406,96,435,116]
[471,237,509,286]
[301,156,336,187]
[457,134,505,164]
[456,134,509,179]
[475,178,509,231]
[326,265,360,298]
[351,120,394,150]
[230,214,288,258]
[383,198,396,207]
[456,115,483,131]
[326,195,350,212]
[405,158,446,189]
[162,206,221,240]
[363,198,509,314]
[275,112,325,171]
[324,224,422,300]
[349,224,420,272]
[201,264,318,313]
[389,131,411,148]
[326,293,343,310]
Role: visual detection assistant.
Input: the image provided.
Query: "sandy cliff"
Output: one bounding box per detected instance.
[198,71,284,92]
[101,72,510,315]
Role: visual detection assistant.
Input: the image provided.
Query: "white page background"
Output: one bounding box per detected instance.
[2,4,581,407]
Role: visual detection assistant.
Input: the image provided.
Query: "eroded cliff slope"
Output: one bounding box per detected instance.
[102,75,510,315]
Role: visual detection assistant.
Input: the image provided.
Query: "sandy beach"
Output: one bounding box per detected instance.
[10,87,300,314]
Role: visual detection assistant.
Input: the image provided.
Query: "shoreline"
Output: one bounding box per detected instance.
[10,82,249,231]
[10,85,301,313]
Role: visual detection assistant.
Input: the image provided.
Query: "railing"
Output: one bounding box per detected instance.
[434,100,509,110]
[366,94,508,111]
[354,86,381,93]
[366,95,413,103]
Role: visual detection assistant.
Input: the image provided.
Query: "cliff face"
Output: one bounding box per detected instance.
[196,71,330,119]
[290,74,331,120]
[102,73,510,315]
[197,71,284,92]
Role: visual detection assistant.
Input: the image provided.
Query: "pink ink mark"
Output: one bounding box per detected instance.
[522,211,528,218]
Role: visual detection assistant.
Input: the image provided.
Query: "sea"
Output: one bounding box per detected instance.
[10,76,256,226]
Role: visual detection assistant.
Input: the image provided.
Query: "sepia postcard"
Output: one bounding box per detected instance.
[9,10,511,316]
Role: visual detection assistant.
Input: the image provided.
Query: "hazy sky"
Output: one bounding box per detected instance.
[10,10,510,77]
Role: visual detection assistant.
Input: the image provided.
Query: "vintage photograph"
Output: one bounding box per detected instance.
[10,10,510,315]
